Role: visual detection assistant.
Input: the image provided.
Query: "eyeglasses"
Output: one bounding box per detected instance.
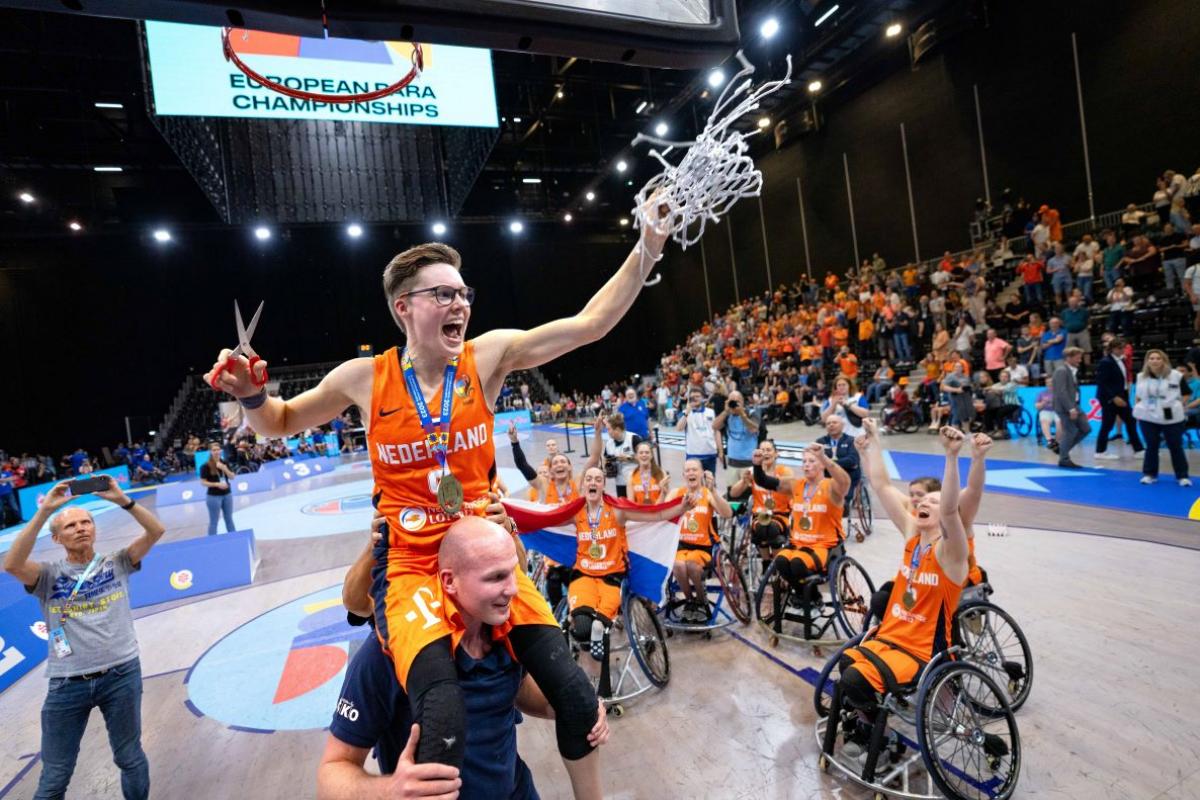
[401,285,476,306]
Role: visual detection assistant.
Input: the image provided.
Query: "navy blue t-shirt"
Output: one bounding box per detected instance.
[330,634,537,800]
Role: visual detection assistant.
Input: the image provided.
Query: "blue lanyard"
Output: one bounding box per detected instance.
[60,554,103,625]
[799,479,818,510]
[400,349,459,470]
[908,540,932,575]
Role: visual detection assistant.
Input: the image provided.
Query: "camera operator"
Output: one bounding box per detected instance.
[2,476,166,800]
[714,390,761,487]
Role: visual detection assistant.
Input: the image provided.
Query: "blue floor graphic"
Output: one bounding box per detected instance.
[886,450,1198,521]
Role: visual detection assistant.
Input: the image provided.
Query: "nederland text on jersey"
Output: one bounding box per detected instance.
[374,422,490,466]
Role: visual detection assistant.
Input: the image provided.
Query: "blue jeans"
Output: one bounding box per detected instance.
[893,331,912,363]
[0,490,19,524]
[36,658,148,800]
[687,454,718,476]
[1022,283,1044,304]
[206,492,235,535]
[1051,272,1073,298]
[1139,420,1190,480]
[1076,275,1094,303]
[1103,266,1119,291]
[1163,259,1187,293]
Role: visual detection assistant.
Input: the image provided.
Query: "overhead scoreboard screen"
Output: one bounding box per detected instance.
[143,21,498,128]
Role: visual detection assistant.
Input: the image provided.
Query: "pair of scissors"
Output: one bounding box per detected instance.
[210,300,268,391]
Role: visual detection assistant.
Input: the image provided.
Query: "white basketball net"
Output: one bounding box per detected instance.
[632,52,792,251]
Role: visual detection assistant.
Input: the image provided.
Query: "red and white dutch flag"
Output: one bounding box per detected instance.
[502,496,684,605]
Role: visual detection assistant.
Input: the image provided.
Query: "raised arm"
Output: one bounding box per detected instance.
[2,481,72,586]
[205,356,372,438]
[473,198,669,386]
[110,480,167,566]
[752,449,795,495]
[855,418,911,533]
[508,423,540,482]
[584,416,605,473]
[958,433,992,528]
[811,443,850,507]
[936,428,969,574]
[703,473,733,519]
[619,494,688,523]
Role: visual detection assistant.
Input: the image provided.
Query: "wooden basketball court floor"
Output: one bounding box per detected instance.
[2,425,1198,799]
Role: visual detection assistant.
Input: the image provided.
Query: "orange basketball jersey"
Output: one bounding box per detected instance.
[668,486,716,547]
[877,537,963,661]
[368,341,494,574]
[787,477,843,550]
[752,464,793,520]
[543,478,578,505]
[629,468,664,505]
[573,503,628,577]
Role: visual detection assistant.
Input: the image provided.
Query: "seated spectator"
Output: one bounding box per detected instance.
[1005,353,1030,386]
[1106,278,1135,336]
[982,369,1021,438]
[1035,376,1059,452]
[865,360,895,404]
[882,378,913,433]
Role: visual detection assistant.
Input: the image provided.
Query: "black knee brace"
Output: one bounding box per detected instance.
[869,581,894,625]
[570,608,597,642]
[840,666,878,712]
[407,638,466,768]
[510,624,600,761]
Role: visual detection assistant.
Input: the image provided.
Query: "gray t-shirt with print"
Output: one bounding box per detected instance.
[27,548,141,678]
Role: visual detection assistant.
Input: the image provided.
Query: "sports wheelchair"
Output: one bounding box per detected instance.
[814,629,1022,800]
[868,580,1033,713]
[659,540,752,637]
[850,482,874,542]
[754,541,875,652]
[554,576,670,717]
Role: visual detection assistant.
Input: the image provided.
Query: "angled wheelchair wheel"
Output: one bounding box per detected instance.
[850,484,873,542]
[830,556,875,639]
[1013,406,1033,438]
[715,549,752,625]
[623,594,670,688]
[952,602,1033,712]
[754,560,784,626]
[916,661,1021,800]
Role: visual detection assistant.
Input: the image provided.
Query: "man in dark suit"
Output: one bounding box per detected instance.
[1052,347,1090,468]
[1093,336,1144,459]
[815,415,861,516]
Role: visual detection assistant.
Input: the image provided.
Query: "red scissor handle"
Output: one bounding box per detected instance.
[209,353,268,391]
[246,355,269,388]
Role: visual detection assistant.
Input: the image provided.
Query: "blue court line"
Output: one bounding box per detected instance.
[228,724,276,735]
[0,753,41,800]
[183,698,204,718]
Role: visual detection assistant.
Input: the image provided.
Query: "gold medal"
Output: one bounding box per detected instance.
[799,515,813,531]
[902,587,916,610]
[686,517,700,533]
[589,543,604,560]
[765,496,776,511]
[437,473,464,515]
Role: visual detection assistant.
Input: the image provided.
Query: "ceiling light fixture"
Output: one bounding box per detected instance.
[616,160,628,173]
[347,223,364,238]
[94,102,123,109]
[757,117,771,129]
[654,121,669,137]
[619,218,630,227]
[563,213,573,222]
[522,177,542,184]
[432,222,447,236]
[153,229,171,242]
[93,166,123,172]
[707,69,725,88]
[635,100,649,114]
[885,22,903,38]
[760,17,780,39]
[18,192,34,204]
[68,221,83,232]
[808,79,823,93]
[585,191,596,202]
[512,116,522,123]
[814,4,839,27]
[509,220,524,234]
[254,226,271,240]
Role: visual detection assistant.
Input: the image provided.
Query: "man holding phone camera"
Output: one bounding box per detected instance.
[714,390,760,487]
[2,475,166,800]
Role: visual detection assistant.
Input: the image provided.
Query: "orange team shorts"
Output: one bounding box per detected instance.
[568,575,623,620]
[775,545,831,572]
[376,568,557,688]
[844,639,925,694]
[674,547,712,566]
